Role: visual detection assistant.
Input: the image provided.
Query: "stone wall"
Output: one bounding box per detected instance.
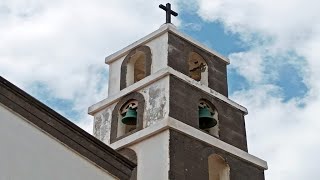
[169,130,265,180]
[169,75,247,151]
[168,32,228,97]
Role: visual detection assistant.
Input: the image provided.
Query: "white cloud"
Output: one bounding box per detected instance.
[0,0,180,133]
[1,0,319,179]
[193,0,320,179]
[182,22,202,31]
[232,85,320,180]
[229,50,264,83]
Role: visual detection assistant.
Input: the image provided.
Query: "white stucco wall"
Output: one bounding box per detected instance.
[129,130,170,180]
[0,103,116,180]
[147,32,168,73]
[107,32,169,96]
[108,57,123,96]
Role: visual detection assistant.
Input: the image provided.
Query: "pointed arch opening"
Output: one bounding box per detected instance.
[208,154,230,180]
[188,52,208,86]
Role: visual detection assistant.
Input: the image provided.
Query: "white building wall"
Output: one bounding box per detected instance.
[147,32,168,74]
[108,57,123,96]
[129,130,170,180]
[0,104,116,180]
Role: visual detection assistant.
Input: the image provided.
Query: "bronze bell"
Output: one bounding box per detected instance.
[199,107,217,129]
[121,107,137,125]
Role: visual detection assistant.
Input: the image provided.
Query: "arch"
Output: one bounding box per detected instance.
[198,99,219,137]
[110,92,145,143]
[120,46,152,90]
[188,52,208,85]
[117,100,139,137]
[208,154,230,180]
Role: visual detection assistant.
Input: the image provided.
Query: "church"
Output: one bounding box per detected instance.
[0,3,267,180]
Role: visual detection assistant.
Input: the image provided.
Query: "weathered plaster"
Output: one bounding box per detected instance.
[93,77,169,145]
[140,76,169,128]
[94,103,116,145]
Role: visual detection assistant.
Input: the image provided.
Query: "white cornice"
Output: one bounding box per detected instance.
[104,24,230,64]
[88,67,247,115]
[109,117,268,170]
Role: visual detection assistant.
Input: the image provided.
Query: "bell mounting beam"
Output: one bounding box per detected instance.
[159,3,178,24]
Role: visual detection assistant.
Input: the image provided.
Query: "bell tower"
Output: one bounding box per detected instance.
[88,14,267,180]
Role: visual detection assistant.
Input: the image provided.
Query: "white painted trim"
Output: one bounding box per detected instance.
[105,24,230,64]
[88,68,170,115]
[105,25,169,64]
[88,67,247,115]
[109,117,268,170]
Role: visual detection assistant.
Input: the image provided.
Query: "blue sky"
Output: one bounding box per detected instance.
[1,0,320,179]
[180,9,308,102]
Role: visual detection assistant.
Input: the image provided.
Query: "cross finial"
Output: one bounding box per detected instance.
[159,3,178,24]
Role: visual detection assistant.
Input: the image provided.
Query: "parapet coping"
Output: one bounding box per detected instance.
[88,67,247,115]
[105,24,230,65]
[109,117,268,170]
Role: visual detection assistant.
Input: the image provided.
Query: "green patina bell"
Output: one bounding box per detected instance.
[199,107,217,129]
[121,108,137,125]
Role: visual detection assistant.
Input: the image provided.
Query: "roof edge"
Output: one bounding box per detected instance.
[104,24,230,65]
[0,76,136,180]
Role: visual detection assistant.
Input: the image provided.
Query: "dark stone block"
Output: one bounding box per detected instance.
[169,130,265,180]
[168,32,228,96]
[169,75,248,151]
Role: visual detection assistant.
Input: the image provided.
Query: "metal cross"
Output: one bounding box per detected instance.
[159,3,178,24]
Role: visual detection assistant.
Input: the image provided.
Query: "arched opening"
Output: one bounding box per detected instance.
[126,51,146,86]
[110,92,145,143]
[117,100,138,138]
[188,52,208,85]
[120,46,152,90]
[134,53,146,82]
[199,100,219,137]
[208,154,230,180]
